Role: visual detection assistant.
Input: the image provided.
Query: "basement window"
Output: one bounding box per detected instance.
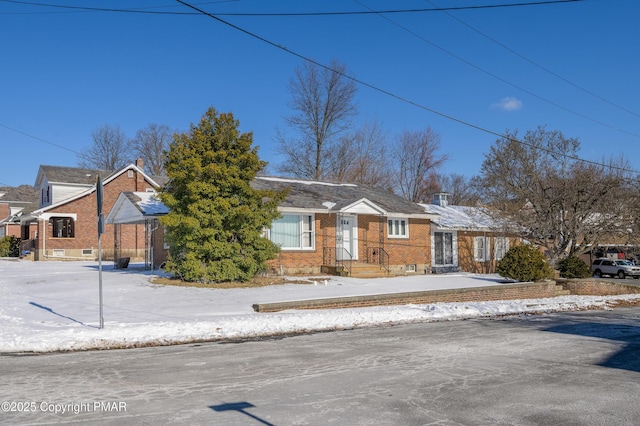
[82,249,94,256]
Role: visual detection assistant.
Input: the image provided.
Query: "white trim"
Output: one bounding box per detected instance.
[341,198,387,215]
[431,230,458,267]
[387,217,409,239]
[270,213,316,251]
[337,214,358,261]
[494,236,510,261]
[474,236,490,262]
[39,213,77,221]
[31,163,160,216]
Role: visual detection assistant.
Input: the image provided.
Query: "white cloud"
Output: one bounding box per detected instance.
[492,96,522,111]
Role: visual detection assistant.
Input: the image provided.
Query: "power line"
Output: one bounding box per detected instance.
[353,0,640,139]
[0,0,583,16]
[424,0,640,120]
[0,123,79,154]
[175,0,640,176]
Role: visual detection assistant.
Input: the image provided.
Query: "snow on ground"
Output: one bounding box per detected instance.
[1,259,639,353]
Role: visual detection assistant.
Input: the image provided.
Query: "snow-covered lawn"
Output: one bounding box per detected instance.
[1,259,639,353]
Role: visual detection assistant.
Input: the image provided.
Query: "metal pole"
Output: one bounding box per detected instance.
[98,231,104,329]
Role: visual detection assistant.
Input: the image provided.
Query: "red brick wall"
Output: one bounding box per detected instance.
[0,204,9,220]
[254,281,560,312]
[35,168,155,260]
[269,214,432,275]
[457,232,519,273]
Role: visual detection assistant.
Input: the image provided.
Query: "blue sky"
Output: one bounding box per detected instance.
[1,0,638,187]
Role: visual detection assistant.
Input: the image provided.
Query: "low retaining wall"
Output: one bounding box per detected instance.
[558,278,640,296]
[253,281,559,313]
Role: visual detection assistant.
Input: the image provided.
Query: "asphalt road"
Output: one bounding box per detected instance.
[2,307,640,425]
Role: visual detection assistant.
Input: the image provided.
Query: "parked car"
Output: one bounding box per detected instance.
[591,258,640,279]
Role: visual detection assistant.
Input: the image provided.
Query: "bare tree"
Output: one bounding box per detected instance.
[480,126,637,262]
[330,119,393,189]
[276,59,358,180]
[437,173,482,206]
[78,124,131,171]
[131,123,173,176]
[393,128,449,202]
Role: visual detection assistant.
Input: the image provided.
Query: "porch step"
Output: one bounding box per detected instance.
[555,284,570,297]
[322,262,389,278]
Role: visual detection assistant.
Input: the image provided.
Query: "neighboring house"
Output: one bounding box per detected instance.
[0,185,39,240]
[252,176,437,276]
[421,193,518,274]
[106,191,170,269]
[20,159,164,262]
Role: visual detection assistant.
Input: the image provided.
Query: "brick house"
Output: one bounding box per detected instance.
[421,193,519,274]
[252,177,437,277]
[0,185,38,240]
[20,160,164,262]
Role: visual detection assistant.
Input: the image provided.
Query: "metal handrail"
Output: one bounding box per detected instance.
[338,248,353,277]
[367,246,390,272]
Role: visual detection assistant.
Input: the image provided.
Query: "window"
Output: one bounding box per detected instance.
[494,237,509,261]
[82,249,94,256]
[51,217,74,238]
[434,232,454,265]
[474,237,489,262]
[270,214,314,250]
[388,218,408,238]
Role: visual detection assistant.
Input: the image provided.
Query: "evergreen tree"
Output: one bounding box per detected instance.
[160,107,285,283]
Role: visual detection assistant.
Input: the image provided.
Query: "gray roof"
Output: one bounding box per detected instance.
[38,165,113,185]
[252,176,427,215]
[0,185,39,204]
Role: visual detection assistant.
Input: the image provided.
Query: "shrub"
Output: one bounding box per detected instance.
[556,256,590,278]
[497,244,553,282]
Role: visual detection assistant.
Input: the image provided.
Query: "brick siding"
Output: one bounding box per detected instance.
[253,281,559,312]
[33,168,155,260]
[269,214,432,275]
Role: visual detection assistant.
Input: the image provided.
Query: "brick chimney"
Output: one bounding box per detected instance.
[135,158,144,170]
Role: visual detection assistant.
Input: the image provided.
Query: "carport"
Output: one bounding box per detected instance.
[105,192,169,270]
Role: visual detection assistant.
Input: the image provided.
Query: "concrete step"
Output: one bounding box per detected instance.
[322,262,389,278]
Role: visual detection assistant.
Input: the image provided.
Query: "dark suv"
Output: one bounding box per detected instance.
[591,258,640,279]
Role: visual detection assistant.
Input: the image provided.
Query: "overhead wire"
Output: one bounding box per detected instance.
[174,0,640,177]
[0,123,78,155]
[423,0,640,120]
[0,0,583,16]
[353,0,640,139]
[2,0,637,178]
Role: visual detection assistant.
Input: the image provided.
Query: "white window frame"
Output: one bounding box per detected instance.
[433,231,455,266]
[474,236,490,262]
[269,213,315,250]
[494,237,509,261]
[387,217,409,238]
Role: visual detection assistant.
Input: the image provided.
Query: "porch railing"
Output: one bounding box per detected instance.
[366,246,390,273]
[323,246,353,277]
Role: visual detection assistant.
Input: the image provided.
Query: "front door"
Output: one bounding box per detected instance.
[337,214,358,261]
